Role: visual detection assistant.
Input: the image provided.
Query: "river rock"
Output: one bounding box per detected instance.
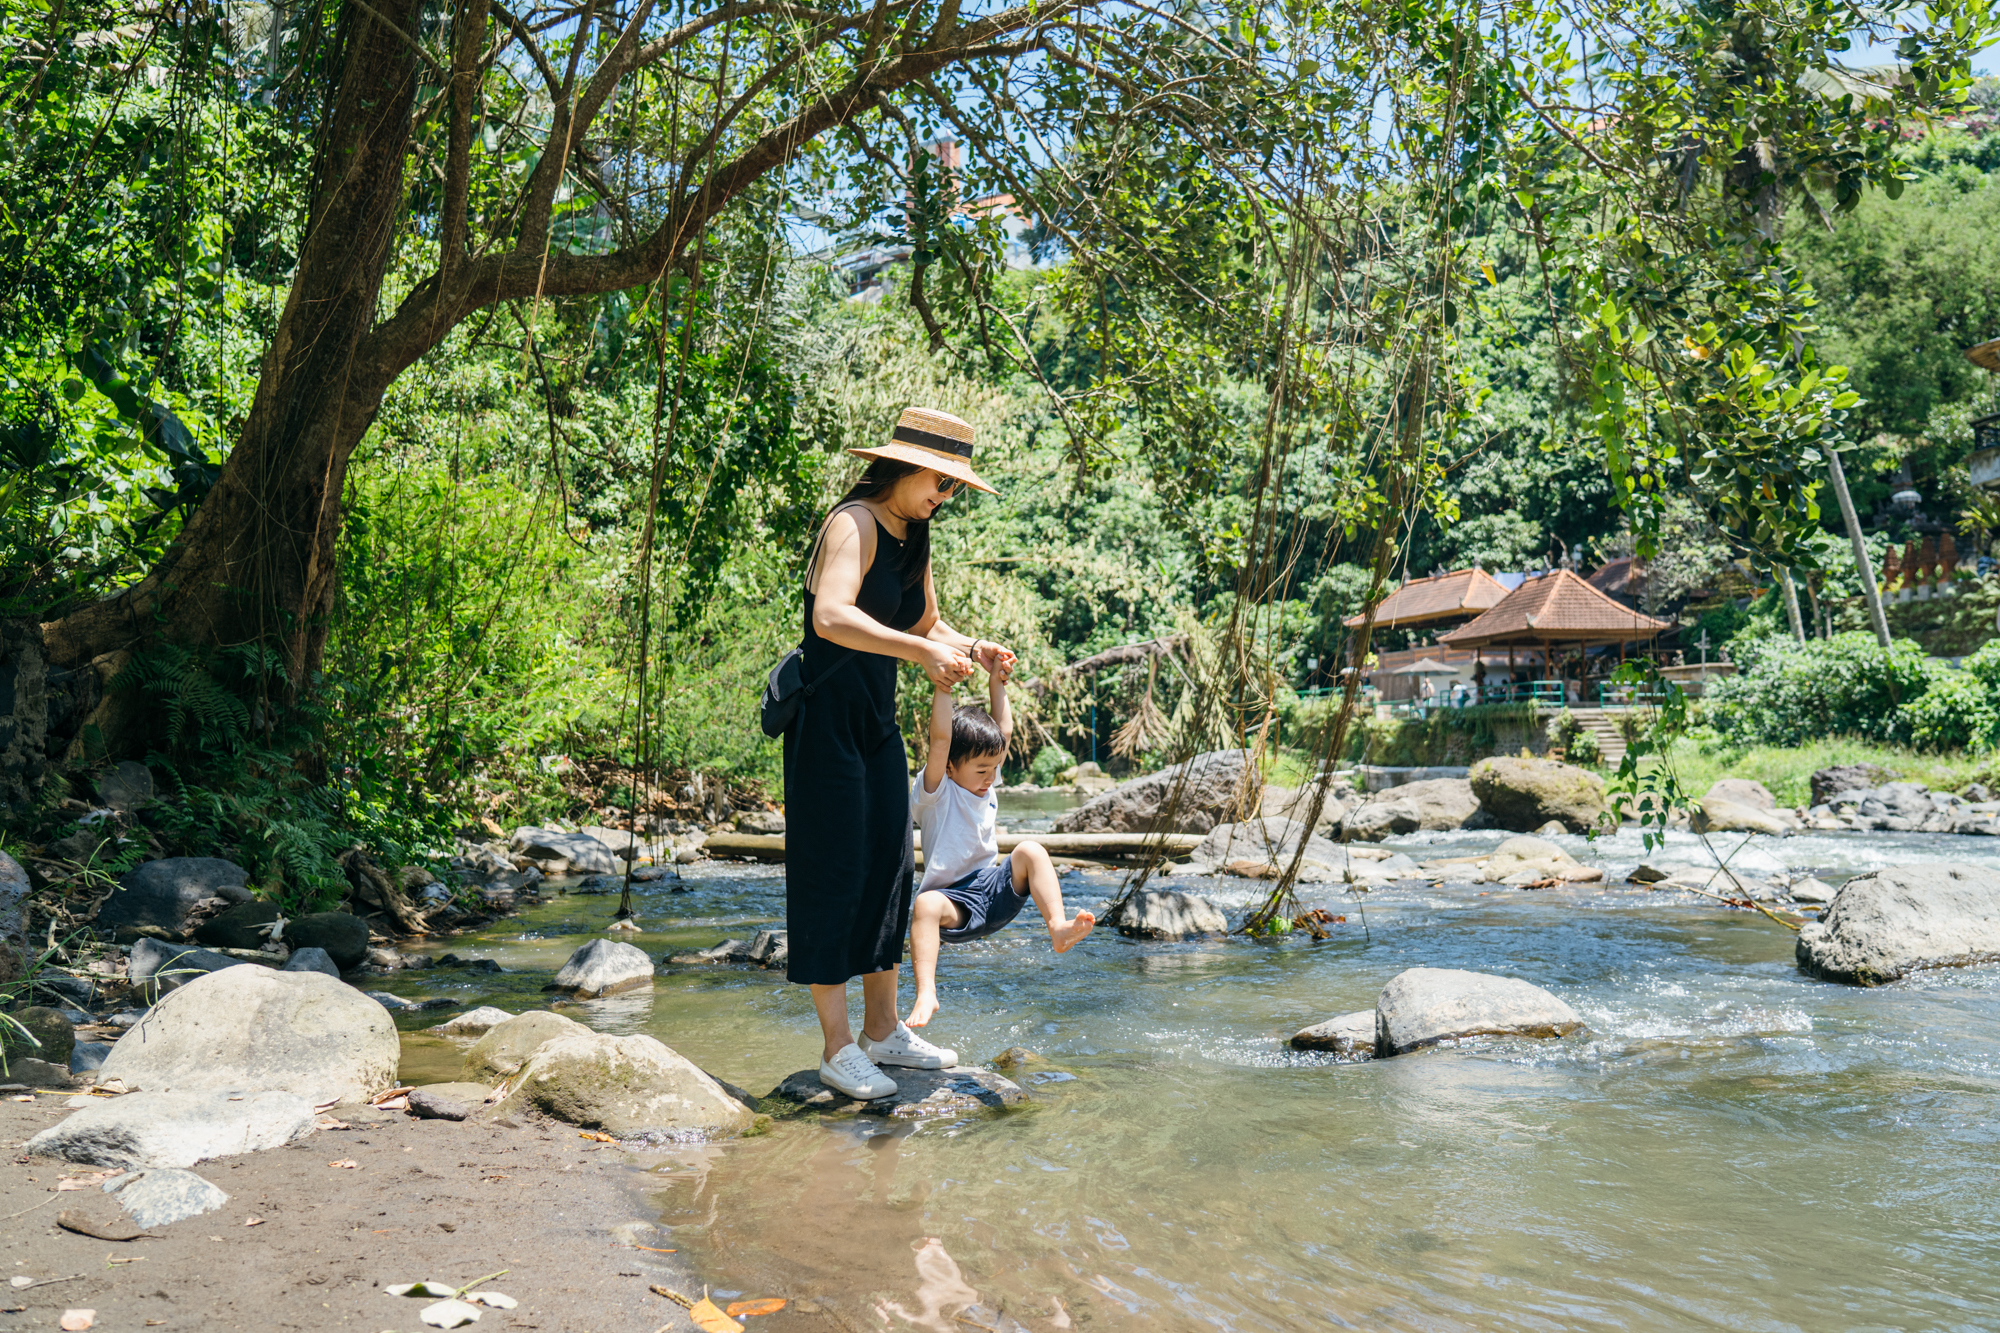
[281,946,340,977]
[580,825,644,859]
[1478,836,1602,885]
[546,939,655,999]
[0,851,27,982]
[128,937,255,999]
[509,828,618,876]
[1102,890,1227,940]
[71,1043,111,1075]
[1705,778,1777,811]
[737,810,786,835]
[462,1011,587,1082]
[428,1006,515,1037]
[1364,778,1485,835]
[1692,793,1797,835]
[1810,764,1898,807]
[1342,797,1420,841]
[192,901,283,951]
[1189,818,1343,876]
[1789,877,1837,905]
[494,1032,755,1139]
[27,1089,316,1168]
[98,966,399,1105]
[408,1083,492,1121]
[766,1064,1030,1118]
[1289,1010,1376,1059]
[1052,749,1254,835]
[1795,863,2000,985]
[284,912,370,971]
[95,761,155,811]
[667,930,787,968]
[1374,967,1584,1054]
[103,1167,227,1228]
[1468,757,1606,834]
[98,859,253,934]
[3,1006,74,1065]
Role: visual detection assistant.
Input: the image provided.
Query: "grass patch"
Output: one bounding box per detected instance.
[1641,736,1989,808]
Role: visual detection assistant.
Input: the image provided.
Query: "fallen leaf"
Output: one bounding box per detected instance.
[376,1096,410,1111]
[7,1096,31,1103]
[243,1217,265,1227]
[316,1118,352,1131]
[55,1211,147,1242]
[370,1086,416,1105]
[726,1297,787,1317]
[386,1281,461,1297]
[60,1311,94,1332]
[328,1160,360,1170]
[7,1277,28,1288]
[418,1297,482,1328]
[629,1245,678,1254]
[688,1297,743,1333]
[577,1131,614,1143]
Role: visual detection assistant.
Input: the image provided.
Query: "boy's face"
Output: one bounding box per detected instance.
[947,751,1005,798]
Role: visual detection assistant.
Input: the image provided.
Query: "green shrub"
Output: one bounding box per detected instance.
[1030,743,1077,785]
[1707,631,2000,753]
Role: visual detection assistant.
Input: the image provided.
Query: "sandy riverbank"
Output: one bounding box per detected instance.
[0,1095,823,1333]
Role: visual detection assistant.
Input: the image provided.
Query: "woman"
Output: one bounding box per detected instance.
[786,406,1015,1100]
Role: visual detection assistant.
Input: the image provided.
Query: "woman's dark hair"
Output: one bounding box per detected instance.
[949,705,1007,765]
[812,458,930,589]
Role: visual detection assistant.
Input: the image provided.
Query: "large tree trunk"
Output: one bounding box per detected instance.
[41,0,423,679]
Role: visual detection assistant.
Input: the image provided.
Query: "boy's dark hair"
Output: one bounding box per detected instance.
[948,705,1007,766]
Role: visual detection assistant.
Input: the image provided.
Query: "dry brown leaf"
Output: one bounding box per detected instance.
[7,1096,32,1103]
[327,1159,359,1170]
[243,1217,265,1227]
[369,1086,415,1105]
[60,1311,94,1331]
[688,1297,743,1333]
[315,1118,351,1130]
[577,1131,614,1143]
[725,1297,787,1317]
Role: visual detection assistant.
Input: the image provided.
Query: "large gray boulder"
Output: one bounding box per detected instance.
[95,761,155,811]
[1052,750,1254,835]
[103,1167,227,1228]
[0,851,31,982]
[1189,818,1343,875]
[27,1090,316,1169]
[98,966,399,1105]
[1796,863,2000,985]
[494,1032,756,1139]
[192,901,283,950]
[284,912,370,971]
[1468,757,1607,834]
[1289,1010,1376,1059]
[1692,798,1796,836]
[1341,797,1420,841]
[1102,890,1227,940]
[427,1006,516,1037]
[509,827,618,875]
[1374,967,1584,1055]
[280,946,340,977]
[98,858,253,934]
[1704,778,1777,811]
[1478,835,1603,885]
[1361,777,1485,835]
[462,1010,587,1083]
[545,939,654,999]
[1810,763,1898,807]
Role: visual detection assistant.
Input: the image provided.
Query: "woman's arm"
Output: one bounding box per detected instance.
[811,509,971,686]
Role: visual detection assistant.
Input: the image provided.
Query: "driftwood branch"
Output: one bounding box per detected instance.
[1022,634,1187,695]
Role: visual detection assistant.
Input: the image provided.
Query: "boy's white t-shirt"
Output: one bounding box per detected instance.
[911,773,999,891]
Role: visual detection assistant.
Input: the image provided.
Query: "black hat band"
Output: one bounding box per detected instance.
[892,424,974,459]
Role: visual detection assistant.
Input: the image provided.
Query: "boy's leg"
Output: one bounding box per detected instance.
[908,890,963,1027]
[1010,843,1095,952]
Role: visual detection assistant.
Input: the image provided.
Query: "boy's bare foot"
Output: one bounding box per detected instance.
[1050,911,1096,953]
[908,992,941,1027]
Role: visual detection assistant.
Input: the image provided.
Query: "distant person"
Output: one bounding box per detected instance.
[1420,678,1436,711]
[908,657,1096,1029]
[783,406,1017,1102]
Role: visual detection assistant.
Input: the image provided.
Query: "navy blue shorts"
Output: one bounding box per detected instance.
[929,861,1029,943]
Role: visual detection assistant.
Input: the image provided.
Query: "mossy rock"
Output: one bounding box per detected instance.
[1468,756,1607,834]
[193,902,284,951]
[1,1006,74,1065]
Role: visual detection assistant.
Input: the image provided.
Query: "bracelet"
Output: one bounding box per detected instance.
[972,639,984,660]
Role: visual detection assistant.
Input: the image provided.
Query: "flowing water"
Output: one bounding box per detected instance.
[379,808,2000,1332]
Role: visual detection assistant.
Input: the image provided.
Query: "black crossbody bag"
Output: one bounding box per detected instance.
[759,645,857,738]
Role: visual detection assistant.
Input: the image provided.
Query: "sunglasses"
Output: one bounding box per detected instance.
[932,472,962,497]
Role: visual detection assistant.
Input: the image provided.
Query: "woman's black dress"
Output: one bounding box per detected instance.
[783,512,927,985]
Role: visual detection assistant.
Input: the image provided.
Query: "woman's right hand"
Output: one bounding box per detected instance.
[922,643,974,688]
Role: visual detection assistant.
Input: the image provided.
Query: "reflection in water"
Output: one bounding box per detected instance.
[380,823,2000,1331]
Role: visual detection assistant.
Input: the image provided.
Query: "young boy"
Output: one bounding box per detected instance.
[906,659,1095,1030]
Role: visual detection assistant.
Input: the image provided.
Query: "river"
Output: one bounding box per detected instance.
[378,805,2000,1331]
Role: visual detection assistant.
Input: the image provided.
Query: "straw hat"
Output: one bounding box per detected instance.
[848,406,996,494]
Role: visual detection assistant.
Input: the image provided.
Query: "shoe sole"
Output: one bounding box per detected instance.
[860,1050,956,1069]
[819,1072,897,1099]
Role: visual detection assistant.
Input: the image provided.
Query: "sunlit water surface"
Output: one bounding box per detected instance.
[377,805,2000,1332]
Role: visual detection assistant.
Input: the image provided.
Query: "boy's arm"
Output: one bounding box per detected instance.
[921,682,954,794]
[989,659,1013,745]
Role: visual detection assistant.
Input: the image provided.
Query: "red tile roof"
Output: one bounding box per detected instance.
[1438,569,1670,647]
[1343,568,1511,629]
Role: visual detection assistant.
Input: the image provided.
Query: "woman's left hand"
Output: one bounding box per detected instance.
[973,640,1016,676]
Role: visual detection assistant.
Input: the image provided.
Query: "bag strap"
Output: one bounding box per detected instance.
[803,646,858,695]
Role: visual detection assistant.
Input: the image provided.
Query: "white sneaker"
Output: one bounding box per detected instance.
[818,1043,897,1100]
[859,1022,958,1070]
